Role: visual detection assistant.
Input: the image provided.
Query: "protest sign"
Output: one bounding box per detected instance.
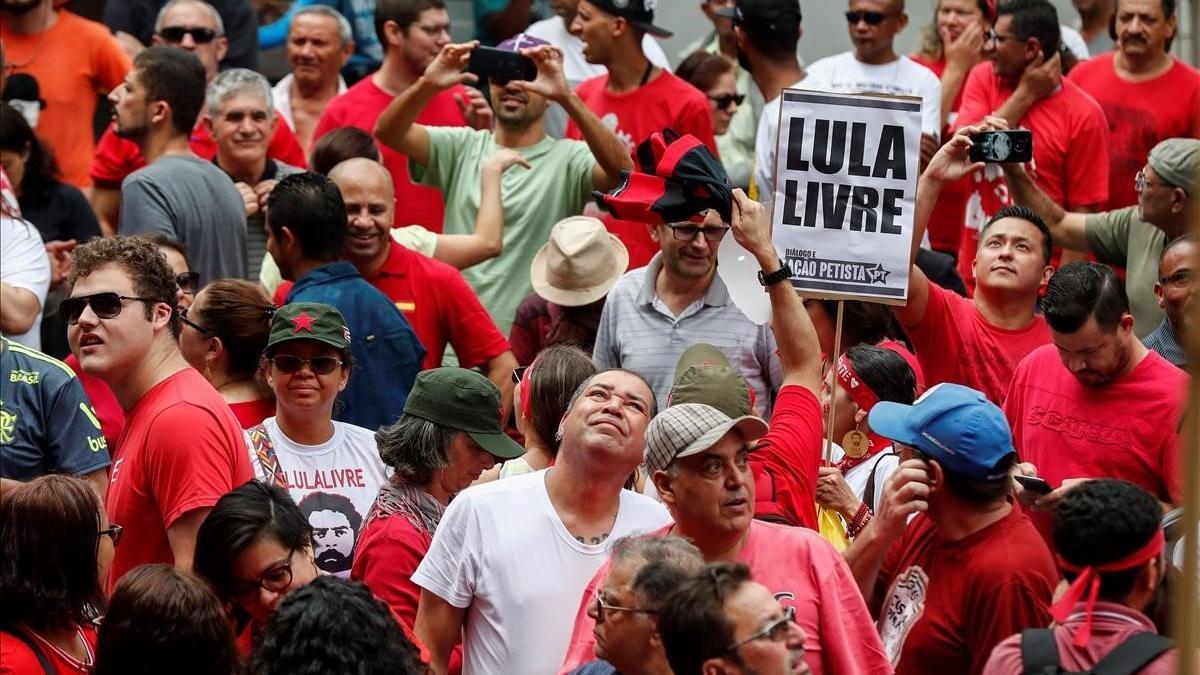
[769,90,921,304]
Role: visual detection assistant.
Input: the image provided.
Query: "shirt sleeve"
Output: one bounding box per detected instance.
[442,269,510,368]
[392,225,439,257]
[410,491,482,608]
[817,547,894,675]
[46,373,111,476]
[1083,208,1133,266]
[117,175,175,238]
[0,221,50,304]
[921,72,943,138]
[1063,104,1109,208]
[144,402,248,528]
[412,126,473,191]
[591,295,619,370]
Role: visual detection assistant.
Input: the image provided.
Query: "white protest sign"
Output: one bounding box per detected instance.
[770,90,921,304]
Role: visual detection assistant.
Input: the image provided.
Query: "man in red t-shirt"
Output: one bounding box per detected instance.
[63,236,251,593]
[328,158,517,405]
[312,0,490,232]
[893,132,1053,405]
[1005,262,1187,547]
[89,0,306,235]
[1067,0,1200,212]
[953,1,1109,291]
[565,0,717,268]
[847,383,1058,675]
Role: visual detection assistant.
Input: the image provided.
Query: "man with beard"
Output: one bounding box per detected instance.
[272,5,354,150]
[298,491,363,575]
[110,47,248,283]
[1143,234,1195,368]
[1005,262,1189,547]
[375,36,632,334]
[0,0,130,189]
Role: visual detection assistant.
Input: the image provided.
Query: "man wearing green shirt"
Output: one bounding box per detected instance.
[375,35,632,334]
[1002,137,1198,337]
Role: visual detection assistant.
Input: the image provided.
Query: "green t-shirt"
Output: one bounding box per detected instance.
[1085,206,1167,337]
[413,127,596,334]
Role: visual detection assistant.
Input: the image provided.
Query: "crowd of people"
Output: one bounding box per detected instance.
[0,0,1197,673]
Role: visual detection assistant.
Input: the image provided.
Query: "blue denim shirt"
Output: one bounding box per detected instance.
[286,261,425,431]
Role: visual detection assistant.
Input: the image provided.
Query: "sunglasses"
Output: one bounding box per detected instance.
[98,524,123,547]
[179,307,212,335]
[725,606,796,653]
[269,354,345,375]
[158,25,219,44]
[60,292,159,326]
[176,271,200,295]
[708,93,745,110]
[668,223,730,243]
[845,10,892,25]
[593,588,658,624]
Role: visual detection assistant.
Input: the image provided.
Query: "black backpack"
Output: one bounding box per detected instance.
[1020,628,1172,675]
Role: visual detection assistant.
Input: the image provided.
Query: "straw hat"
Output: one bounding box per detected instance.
[530,216,629,307]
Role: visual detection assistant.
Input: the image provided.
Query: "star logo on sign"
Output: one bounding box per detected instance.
[866,264,891,284]
[291,311,317,333]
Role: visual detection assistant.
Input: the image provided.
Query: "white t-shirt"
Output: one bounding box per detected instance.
[803,51,942,137]
[246,417,389,577]
[1,216,49,350]
[753,76,816,219]
[828,444,900,514]
[412,469,671,674]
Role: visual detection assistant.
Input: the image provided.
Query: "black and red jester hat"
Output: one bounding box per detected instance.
[593,129,733,226]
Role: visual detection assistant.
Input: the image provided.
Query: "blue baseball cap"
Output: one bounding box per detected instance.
[868,383,1015,481]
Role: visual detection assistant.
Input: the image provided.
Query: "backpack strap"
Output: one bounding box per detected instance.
[248,424,288,488]
[1020,628,1063,675]
[4,628,58,675]
[1090,632,1172,675]
[861,451,899,513]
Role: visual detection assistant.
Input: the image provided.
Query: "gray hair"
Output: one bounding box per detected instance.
[154,0,225,36]
[292,5,354,45]
[205,68,274,117]
[375,414,460,486]
[610,535,705,611]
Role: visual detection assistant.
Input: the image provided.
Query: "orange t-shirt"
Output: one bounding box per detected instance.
[1,10,131,187]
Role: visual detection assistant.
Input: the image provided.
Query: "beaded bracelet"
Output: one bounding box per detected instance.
[847,502,873,538]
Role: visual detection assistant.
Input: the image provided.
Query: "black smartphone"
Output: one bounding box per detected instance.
[467,46,537,83]
[1014,474,1053,495]
[969,130,1033,163]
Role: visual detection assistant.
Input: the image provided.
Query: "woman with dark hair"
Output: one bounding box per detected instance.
[499,344,597,478]
[676,50,749,189]
[93,564,239,675]
[816,344,919,538]
[0,474,116,673]
[307,126,381,176]
[179,279,277,428]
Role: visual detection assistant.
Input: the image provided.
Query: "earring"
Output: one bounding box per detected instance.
[555,427,564,443]
[842,426,870,459]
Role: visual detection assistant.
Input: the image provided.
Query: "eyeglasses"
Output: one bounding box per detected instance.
[158,26,219,44]
[98,524,123,547]
[668,223,730,243]
[175,272,200,295]
[845,10,893,25]
[232,549,296,600]
[593,588,658,624]
[178,307,212,335]
[1135,168,1172,193]
[60,292,159,325]
[984,28,1021,44]
[511,365,529,385]
[707,93,745,111]
[724,606,797,653]
[269,354,345,375]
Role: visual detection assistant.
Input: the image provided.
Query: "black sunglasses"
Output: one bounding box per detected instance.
[98,524,123,547]
[176,271,200,295]
[845,10,892,25]
[179,307,212,335]
[708,93,745,110]
[60,292,159,326]
[269,354,345,375]
[158,25,219,44]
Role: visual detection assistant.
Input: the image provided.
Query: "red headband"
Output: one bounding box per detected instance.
[835,354,880,412]
[1050,529,1165,647]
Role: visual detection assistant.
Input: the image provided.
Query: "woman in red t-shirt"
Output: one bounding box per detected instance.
[178,279,277,429]
[0,475,116,674]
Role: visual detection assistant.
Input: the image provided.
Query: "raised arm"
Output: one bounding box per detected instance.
[512,45,633,191]
[375,42,480,167]
[728,189,822,396]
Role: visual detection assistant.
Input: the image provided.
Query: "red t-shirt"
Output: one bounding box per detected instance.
[1,624,99,675]
[352,513,431,630]
[105,368,253,593]
[904,282,1050,405]
[1004,345,1187,544]
[910,55,970,254]
[369,242,510,370]
[560,520,892,675]
[1067,53,1200,211]
[312,77,470,232]
[750,384,823,530]
[876,505,1058,675]
[90,120,306,189]
[565,71,717,269]
[954,63,1110,291]
[64,352,125,452]
[229,398,275,429]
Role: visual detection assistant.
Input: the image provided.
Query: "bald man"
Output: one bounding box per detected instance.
[329,158,517,403]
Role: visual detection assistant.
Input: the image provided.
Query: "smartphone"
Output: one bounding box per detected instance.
[1014,474,1053,495]
[467,46,537,83]
[969,130,1033,163]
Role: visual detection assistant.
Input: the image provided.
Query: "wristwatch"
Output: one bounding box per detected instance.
[757,259,790,287]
